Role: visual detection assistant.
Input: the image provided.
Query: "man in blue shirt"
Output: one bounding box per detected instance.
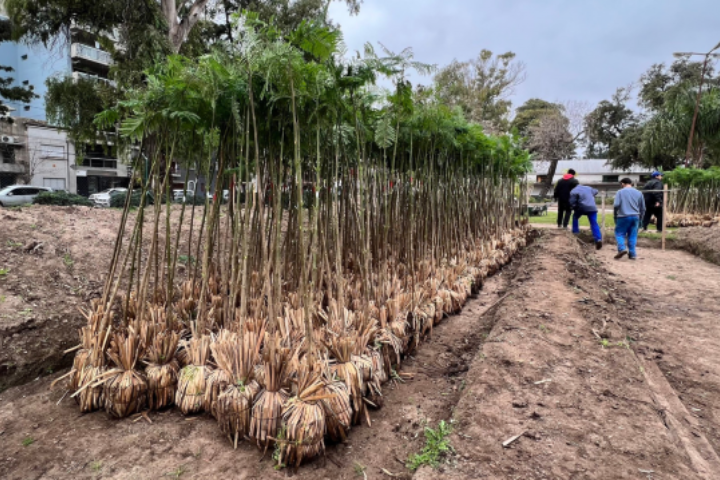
[569,184,603,250]
[614,178,646,260]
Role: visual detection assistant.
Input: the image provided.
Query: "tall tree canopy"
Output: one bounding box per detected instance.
[510,98,562,138]
[586,57,720,170]
[434,50,526,134]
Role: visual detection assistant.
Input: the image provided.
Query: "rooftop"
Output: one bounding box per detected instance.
[531,159,651,175]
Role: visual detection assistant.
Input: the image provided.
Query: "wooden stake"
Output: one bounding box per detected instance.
[601,192,607,235]
[662,184,668,251]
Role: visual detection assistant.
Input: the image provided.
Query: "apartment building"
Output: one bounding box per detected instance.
[0,2,128,194]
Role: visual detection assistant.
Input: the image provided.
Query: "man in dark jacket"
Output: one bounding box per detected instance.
[569,184,603,250]
[553,169,578,229]
[642,171,664,232]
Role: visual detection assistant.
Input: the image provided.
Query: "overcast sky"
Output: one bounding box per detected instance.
[328,0,720,113]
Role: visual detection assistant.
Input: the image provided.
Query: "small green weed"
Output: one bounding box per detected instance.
[22,436,35,447]
[353,461,367,478]
[272,425,287,470]
[539,324,550,334]
[407,420,455,471]
[63,253,74,267]
[666,275,676,281]
[0,268,9,276]
[30,224,38,230]
[0,295,5,303]
[90,460,103,473]
[599,338,611,348]
[6,240,22,247]
[165,465,187,478]
[178,255,196,266]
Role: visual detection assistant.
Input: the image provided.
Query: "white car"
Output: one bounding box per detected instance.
[0,185,52,207]
[89,188,127,207]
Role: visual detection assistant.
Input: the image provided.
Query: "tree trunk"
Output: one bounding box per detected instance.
[161,0,211,53]
[539,159,559,197]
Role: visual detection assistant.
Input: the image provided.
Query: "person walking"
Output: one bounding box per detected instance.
[642,171,664,232]
[569,183,603,250]
[614,178,646,260]
[553,169,578,229]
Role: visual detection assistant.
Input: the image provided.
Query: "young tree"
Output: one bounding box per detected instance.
[434,49,526,134]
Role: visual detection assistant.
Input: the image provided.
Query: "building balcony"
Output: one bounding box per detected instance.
[72,71,116,88]
[78,156,118,170]
[71,43,112,68]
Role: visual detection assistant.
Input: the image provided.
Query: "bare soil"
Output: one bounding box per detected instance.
[0,205,199,392]
[2,210,720,479]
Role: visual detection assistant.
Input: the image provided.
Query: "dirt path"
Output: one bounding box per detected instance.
[422,230,718,479]
[596,237,720,465]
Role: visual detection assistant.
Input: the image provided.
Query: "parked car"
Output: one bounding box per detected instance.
[89,188,128,207]
[0,185,53,207]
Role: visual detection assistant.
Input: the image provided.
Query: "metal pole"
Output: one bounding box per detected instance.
[662,184,668,251]
[684,56,709,167]
[601,191,606,234]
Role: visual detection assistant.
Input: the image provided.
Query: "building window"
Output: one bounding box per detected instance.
[536,175,548,183]
[602,175,619,183]
[41,144,66,159]
[1,145,16,164]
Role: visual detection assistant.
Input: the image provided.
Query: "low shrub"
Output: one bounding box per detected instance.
[110,190,155,208]
[33,191,93,207]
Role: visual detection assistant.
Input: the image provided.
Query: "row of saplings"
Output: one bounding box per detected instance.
[65,230,527,468]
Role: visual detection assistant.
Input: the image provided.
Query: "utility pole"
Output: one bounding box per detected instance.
[674,41,720,167]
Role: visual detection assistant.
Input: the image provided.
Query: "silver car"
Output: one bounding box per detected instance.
[0,185,52,207]
[89,188,128,207]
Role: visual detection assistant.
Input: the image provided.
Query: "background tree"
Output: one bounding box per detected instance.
[638,58,717,112]
[434,49,526,134]
[510,98,562,138]
[0,17,37,121]
[528,101,587,196]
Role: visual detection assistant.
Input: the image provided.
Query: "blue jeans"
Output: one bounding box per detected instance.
[615,216,640,257]
[572,211,602,242]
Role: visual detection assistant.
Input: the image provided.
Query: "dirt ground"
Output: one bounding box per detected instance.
[0,205,200,391]
[2,211,720,479]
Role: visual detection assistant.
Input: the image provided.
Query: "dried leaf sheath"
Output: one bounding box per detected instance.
[176,336,213,415]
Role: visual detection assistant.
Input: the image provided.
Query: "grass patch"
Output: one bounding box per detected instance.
[63,253,74,268]
[639,231,677,241]
[0,268,9,276]
[407,420,455,471]
[529,211,616,228]
[22,436,35,447]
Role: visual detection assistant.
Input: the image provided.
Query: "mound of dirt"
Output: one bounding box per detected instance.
[676,226,720,266]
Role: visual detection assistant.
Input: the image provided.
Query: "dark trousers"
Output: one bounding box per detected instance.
[557,200,572,227]
[643,205,663,232]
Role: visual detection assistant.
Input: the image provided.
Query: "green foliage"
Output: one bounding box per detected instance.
[22,436,34,447]
[33,191,93,207]
[435,49,526,134]
[511,98,562,138]
[407,420,455,471]
[45,76,115,148]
